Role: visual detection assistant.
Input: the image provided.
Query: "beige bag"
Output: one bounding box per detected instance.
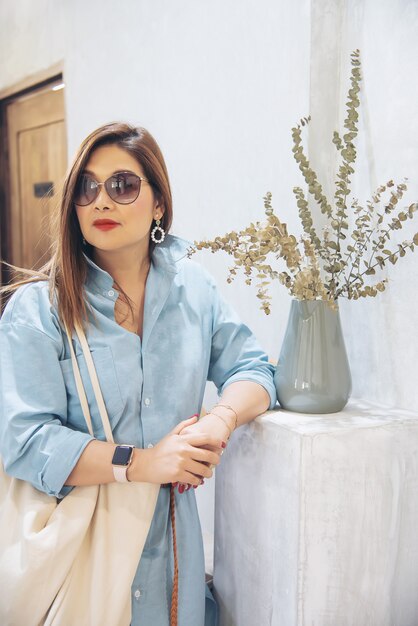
[0,323,160,626]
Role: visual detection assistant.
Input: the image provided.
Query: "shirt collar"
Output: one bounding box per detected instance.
[84,234,191,292]
[152,234,191,274]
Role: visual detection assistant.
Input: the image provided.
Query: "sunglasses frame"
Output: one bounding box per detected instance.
[74,171,150,206]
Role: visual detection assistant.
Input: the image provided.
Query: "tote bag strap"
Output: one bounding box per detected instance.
[64,322,114,444]
[74,323,114,444]
[65,321,178,624]
[64,323,94,438]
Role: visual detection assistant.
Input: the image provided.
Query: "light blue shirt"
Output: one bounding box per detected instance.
[0,234,276,625]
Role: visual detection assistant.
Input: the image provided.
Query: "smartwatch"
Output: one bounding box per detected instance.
[112,445,135,483]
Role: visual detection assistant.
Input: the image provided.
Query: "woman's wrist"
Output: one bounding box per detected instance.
[196,413,231,440]
[204,405,238,439]
[210,404,238,428]
[212,404,238,429]
[127,447,153,483]
[206,412,234,437]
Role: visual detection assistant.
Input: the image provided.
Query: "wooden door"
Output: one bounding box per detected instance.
[7,84,67,269]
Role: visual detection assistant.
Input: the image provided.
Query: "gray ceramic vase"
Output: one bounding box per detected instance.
[274,299,352,414]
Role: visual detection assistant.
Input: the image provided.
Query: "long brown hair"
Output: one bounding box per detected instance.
[1,122,173,331]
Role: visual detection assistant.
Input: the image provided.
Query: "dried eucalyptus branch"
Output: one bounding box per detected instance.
[188,50,418,314]
[291,117,333,220]
[329,49,361,289]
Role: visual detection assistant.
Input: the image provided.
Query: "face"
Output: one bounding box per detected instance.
[75,144,164,256]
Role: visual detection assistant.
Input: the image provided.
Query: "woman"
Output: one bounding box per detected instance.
[0,122,276,625]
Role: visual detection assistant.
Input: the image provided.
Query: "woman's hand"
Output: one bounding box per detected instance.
[175,413,231,492]
[130,416,225,486]
[179,413,231,449]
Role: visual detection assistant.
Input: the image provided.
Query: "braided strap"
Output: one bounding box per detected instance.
[170,484,179,626]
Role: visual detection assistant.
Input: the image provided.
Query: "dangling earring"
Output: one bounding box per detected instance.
[150,218,165,244]
[82,237,87,246]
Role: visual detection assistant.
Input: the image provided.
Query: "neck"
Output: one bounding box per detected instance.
[93,243,151,288]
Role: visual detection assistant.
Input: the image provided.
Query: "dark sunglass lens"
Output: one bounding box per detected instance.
[107,173,140,203]
[74,175,97,206]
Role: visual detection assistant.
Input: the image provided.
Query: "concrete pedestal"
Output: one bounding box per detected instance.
[213,401,418,626]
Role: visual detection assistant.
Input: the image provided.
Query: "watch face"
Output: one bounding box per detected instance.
[112,445,133,466]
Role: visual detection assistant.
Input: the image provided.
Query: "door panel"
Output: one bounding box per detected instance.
[7,84,66,268]
[19,121,66,268]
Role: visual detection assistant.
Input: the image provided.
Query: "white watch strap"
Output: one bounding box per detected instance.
[113,465,129,483]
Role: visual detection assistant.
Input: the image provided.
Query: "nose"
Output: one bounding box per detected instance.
[94,183,114,211]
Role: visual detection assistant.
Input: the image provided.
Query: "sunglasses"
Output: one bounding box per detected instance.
[74,171,149,206]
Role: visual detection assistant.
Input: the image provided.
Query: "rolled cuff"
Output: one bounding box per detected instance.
[41,430,95,498]
[219,370,277,411]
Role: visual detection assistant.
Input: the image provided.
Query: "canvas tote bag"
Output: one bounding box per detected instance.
[0,322,160,626]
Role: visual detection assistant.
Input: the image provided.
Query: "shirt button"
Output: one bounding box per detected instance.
[147,443,154,449]
[134,588,141,599]
[144,398,151,407]
[108,289,115,297]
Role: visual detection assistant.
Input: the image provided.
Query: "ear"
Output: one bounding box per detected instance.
[153,200,165,221]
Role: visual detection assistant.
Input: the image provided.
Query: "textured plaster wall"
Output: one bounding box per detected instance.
[309,0,418,409]
[0,0,66,87]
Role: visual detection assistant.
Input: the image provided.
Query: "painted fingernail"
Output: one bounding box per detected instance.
[221,441,227,448]
[172,482,178,487]
[200,479,205,485]
[178,484,185,494]
[193,485,198,489]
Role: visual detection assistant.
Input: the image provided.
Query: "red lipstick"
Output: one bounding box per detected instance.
[93,219,120,231]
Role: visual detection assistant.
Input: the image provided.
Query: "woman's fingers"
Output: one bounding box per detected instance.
[195,442,224,452]
[180,432,226,450]
[177,480,204,493]
[172,459,215,484]
[170,415,199,435]
[174,452,219,485]
[177,439,225,478]
[148,425,227,486]
[176,471,204,487]
[172,442,226,491]
[188,446,222,468]
[185,458,215,479]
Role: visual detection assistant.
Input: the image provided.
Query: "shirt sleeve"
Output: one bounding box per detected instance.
[0,322,94,498]
[206,279,277,410]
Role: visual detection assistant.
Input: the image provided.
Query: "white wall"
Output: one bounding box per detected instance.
[309,0,418,409]
[0,1,66,86]
[1,0,417,547]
